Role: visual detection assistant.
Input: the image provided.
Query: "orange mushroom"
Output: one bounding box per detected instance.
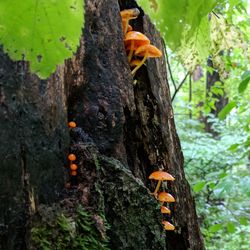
[120,8,140,35]
[129,59,142,68]
[149,170,175,196]
[124,31,150,62]
[161,206,171,214]
[68,121,77,128]
[131,44,162,75]
[158,192,175,204]
[162,221,175,231]
[127,24,133,32]
[70,164,78,171]
[68,154,76,161]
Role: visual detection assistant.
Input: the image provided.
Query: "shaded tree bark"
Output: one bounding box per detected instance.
[0,0,204,249]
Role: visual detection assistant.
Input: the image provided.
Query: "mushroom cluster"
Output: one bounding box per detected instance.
[149,170,176,231]
[65,121,78,188]
[120,8,162,76]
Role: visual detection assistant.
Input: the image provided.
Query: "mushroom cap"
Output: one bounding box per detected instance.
[162,221,175,231]
[68,154,76,161]
[134,44,162,58]
[158,192,175,202]
[120,8,140,20]
[68,121,77,128]
[124,31,150,48]
[70,164,78,171]
[130,59,142,68]
[161,206,171,214]
[149,170,175,181]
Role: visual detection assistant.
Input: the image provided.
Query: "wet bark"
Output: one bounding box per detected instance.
[0,0,204,249]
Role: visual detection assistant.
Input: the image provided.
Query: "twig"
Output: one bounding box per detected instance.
[163,42,176,90]
[171,72,189,102]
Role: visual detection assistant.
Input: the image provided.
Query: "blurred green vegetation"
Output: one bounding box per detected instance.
[138,0,249,248]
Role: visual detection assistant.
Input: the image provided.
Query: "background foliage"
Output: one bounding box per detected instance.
[136,0,249,249]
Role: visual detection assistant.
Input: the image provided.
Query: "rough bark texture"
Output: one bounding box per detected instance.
[0,0,204,249]
[0,48,69,250]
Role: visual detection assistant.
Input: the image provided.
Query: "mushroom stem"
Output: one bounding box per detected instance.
[127,41,134,62]
[131,50,148,75]
[153,180,162,196]
[124,20,129,35]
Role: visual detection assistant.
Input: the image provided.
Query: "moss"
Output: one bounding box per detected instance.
[30,205,110,250]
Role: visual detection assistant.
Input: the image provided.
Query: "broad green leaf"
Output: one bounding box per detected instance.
[227,222,236,233]
[0,0,84,79]
[218,101,237,120]
[193,181,206,192]
[228,143,239,151]
[219,173,227,179]
[137,0,218,50]
[239,217,248,226]
[209,224,223,233]
[238,71,250,93]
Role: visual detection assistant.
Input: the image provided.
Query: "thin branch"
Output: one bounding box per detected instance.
[163,43,176,90]
[171,72,189,102]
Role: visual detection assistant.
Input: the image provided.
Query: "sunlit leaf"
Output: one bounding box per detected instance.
[0,0,84,79]
[227,222,236,233]
[238,71,250,93]
[209,224,223,233]
[239,217,248,226]
[193,181,206,192]
[218,101,237,120]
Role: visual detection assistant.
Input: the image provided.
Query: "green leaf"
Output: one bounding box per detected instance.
[228,143,239,151]
[218,101,237,120]
[209,224,223,233]
[137,0,218,50]
[239,217,248,226]
[193,181,206,192]
[238,71,250,93]
[0,0,84,79]
[227,222,236,233]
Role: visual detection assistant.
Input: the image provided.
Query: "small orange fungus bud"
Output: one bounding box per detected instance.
[68,121,77,128]
[70,164,78,171]
[70,170,77,176]
[68,154,76,161]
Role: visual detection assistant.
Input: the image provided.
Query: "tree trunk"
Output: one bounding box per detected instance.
[0,0,204,249]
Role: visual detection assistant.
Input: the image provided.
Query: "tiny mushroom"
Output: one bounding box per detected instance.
[162,221,175,231]
[124,31,150,62]
[70,164,78,171]
[149,170,175,196]
[68,154,76,162]
[158,192,175,204]
[68,121,77,128]
[120,8,140,35]
[161,206,171,214]
[132,44,162,75]
[129,59,142,68]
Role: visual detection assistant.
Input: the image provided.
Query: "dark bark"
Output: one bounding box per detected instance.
[0,0,204,249]
[0,49,69,249]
